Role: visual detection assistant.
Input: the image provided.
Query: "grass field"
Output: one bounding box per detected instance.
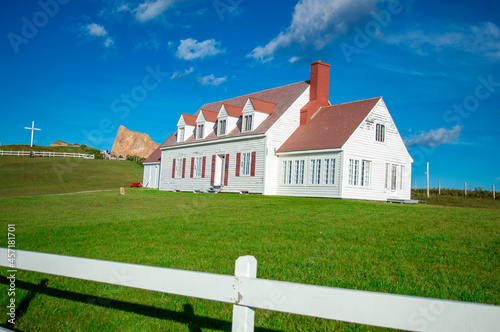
[0,187,499,331]
[0,157,143,198]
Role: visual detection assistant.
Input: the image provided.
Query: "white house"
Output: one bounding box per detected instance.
[143,61,413,201]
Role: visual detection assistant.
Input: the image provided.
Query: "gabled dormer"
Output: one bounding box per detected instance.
[177,113,197,142]
[195,109,218,140]
[217,103,242,136]
[241,98,276,133]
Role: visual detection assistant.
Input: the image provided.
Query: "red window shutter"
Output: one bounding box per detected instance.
[190,157,194,178]
[172,159,176,178]
[202,156,206,178]
[182,158,186,178]
[224,154,230,186]
[251,152,256,176]
[236,153,241,176]
[210,155,216,186]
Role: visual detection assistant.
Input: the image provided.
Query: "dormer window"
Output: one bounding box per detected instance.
[218,119,227,136]
[178,127,185,142]
[243,114,253,132]
[196,124,204,140]
[376,123,385,142]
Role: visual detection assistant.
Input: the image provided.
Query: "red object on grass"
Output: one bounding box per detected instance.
[130,183,141,188]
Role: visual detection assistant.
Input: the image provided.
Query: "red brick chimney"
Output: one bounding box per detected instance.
[300,61,331,125]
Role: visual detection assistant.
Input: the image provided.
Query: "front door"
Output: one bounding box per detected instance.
[213,154,225,186]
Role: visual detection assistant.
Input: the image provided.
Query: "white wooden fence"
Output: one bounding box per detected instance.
[0,150,94,159]
[1,248,499,331]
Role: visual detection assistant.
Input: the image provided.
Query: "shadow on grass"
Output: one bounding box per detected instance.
[0,277,279,332]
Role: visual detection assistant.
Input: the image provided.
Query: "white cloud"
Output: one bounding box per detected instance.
[288,56,300,63]
[135,33,161,51]
[405,125,463,147]
[385,22,500,61]
[248,0,384,62]
[171,67,194,79]
[176,38,224,60]
[134,0,174,22]
[104,38,114,48]
[86,23,107,37]
[197,74,227,86]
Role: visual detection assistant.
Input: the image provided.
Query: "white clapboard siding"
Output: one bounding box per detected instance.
[143,163,160,189]
[276,152,342,198]
[160,137,266,194]
[264,88,309,195]
[341,99,412,201]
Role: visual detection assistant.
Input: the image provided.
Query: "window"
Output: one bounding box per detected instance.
[218,119,226,136]
[295,160,305,185]
[196,124,204,139]
[194,157,203,177]
[243,115,253,132]
[385,163,390,189]
[400,166,405,190]
[178,127,185,142]
[241,152,251,176]
[361,160,371,187]
[175,158,183,178]
[310,159,321,185]
[349,159,371,187]
[376,123,385,142]
[325,158,336,185]
[391,164,398,191]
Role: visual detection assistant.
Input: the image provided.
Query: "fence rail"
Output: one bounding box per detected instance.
[0,150,94,159]
[1,248,499,331]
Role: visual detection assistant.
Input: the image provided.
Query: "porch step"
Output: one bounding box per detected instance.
[207,185,223,194]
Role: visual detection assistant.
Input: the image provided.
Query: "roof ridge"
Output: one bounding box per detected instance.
[328,96,382,108]
[202,80,309,106]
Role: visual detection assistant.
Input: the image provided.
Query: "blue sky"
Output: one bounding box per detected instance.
[1,0,499,189]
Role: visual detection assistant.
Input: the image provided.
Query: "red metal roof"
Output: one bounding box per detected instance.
[200,109,219,123]
[181,114,197,126]
[161,81,309,148]
[222,103,243,117]
[277,97,382,153]
[143,146,162,163]
[249,98,276,114]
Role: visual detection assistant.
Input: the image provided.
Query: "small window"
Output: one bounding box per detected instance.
[196,124,204,139]
[310,159,321,185]
[178,127,185,142]
[218,119,226,136]
[391,164,398,191]
[243,115,253,132]
[376,123,385,142]
[400,165,405,190]
[385,163,390,189]
[175,158,183,178]
[241,152,251,176]
[194,157,203,177]
[349,159,371,187]
[325,158,336,185]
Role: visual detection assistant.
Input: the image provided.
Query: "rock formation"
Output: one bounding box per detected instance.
[111,125,159,159]
[50,141,81,147]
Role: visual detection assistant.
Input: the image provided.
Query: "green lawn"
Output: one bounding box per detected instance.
[0,157,143,198]
[0,190,499,331]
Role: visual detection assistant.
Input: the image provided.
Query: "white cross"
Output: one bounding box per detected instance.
[24,121,41,148]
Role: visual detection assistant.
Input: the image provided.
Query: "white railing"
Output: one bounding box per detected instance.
[0,150,94,159]
[0,248,499,331]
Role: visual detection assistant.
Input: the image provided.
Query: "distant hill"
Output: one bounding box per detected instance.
[0,157,143,198]
[50,140,81,147]
[0,144,102,158]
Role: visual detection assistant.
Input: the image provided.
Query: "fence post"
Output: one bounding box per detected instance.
[493,185,496,200]
[232,256,257,332]
[438,181,441,195]
[464,182,467,196]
